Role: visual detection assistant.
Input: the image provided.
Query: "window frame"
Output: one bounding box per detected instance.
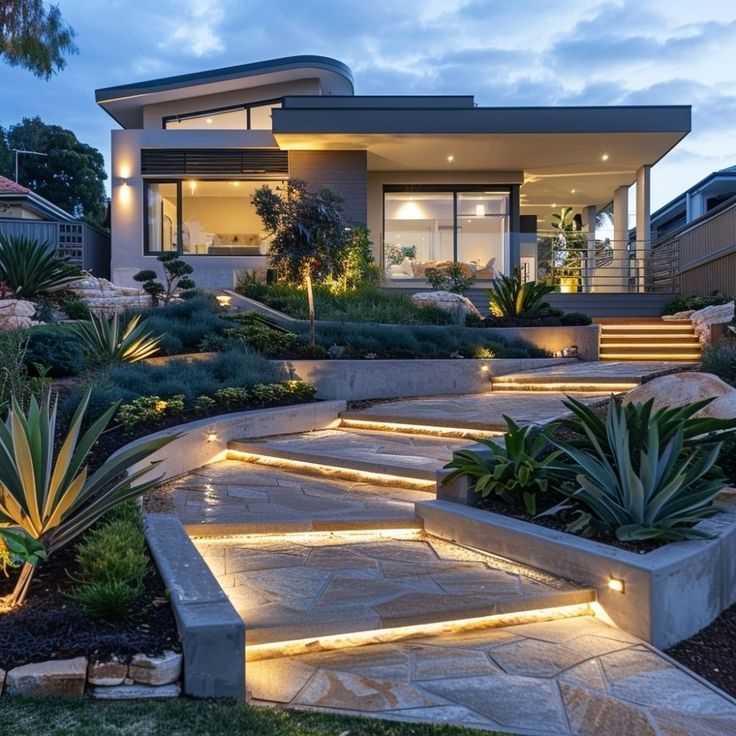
[162,97,284,130]
[382,184,512,264]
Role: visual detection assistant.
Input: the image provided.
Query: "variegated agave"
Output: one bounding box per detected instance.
[0,388,176,606]
[70,312,163,363]
[551,395,736,541]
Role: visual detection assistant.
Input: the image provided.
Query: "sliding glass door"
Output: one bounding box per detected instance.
[383,186,509,281]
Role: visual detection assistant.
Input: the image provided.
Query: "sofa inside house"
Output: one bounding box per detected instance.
[387,257,497,281]
[182,221,269,256]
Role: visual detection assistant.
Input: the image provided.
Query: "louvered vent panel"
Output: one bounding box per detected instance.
[141,149,288,175]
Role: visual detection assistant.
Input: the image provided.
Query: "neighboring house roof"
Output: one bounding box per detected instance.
[651,164,736,226]
[0,174,76,221]
[96,55,355,128]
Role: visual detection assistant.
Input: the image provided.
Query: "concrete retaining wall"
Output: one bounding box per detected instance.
[419,490,736,649]
[271,358,575,401]
[115,400,345,481]
[145,515,244,699]
[482,325,599,361]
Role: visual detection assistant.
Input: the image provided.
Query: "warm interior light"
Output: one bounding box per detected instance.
[475,204,486,217]
[188,180,198,194]
[601,153,610,161]
[206,118,213,124]
[551,202,557,207]
[608,577,625,593]
[447,155,454,162]
[570,189,576,194]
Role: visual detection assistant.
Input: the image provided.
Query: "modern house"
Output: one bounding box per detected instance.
[97,55,691,311]
[0,175,110,276]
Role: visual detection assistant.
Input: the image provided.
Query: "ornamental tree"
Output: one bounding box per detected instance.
[252,179,349,344]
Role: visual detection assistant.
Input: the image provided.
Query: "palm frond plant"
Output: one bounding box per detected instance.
[488,270,555,319]
[70,312,163,364]
[443,417,564,515]
[0,234,79,298]
[549,396,736,541]
[0,389,178,606]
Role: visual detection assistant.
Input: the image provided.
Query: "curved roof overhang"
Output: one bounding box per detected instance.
[96,56,354,129]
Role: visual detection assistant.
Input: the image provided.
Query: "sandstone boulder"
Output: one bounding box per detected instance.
[87,659,128,687]
[411,290,481,319]
[128,651,182,686]
[66,273,152,315]
[90,683,181,699]
[5,657,87,697]
[0,299,41,330]
[623,372,736,418]
[691,302,735,345]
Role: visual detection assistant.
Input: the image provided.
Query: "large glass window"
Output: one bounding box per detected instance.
[145,180,283,255]
[383,188,509,280]
[145,182,178,253]
[163,101,282,130]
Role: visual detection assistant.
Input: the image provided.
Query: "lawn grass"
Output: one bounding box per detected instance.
[0,698,509,736]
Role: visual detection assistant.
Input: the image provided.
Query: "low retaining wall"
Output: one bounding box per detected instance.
[482,325,599,361]
[145,515,244,699]
[422,480,736,648]
[271,358,575,401]
[114,400,345,481]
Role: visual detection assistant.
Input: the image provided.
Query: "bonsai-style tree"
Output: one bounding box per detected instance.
[134,251,196,306]
[252,179,349,344]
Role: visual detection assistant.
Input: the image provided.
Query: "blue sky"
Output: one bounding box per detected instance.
[1,0,735,209]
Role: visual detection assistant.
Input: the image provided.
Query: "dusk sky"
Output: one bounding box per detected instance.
[1,0,735,210]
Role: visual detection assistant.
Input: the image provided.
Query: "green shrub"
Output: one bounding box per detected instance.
[488,270,554,319]
[23,325,86,377]
[559,312,593,326]
[224,324,299,356]
[133,252,196,306]
[663,291,731,315]
[234,279,454,325]
[443,418,563,515]
[68,505,148,618]
[549,396,736,541]
[701,346,736,388]
[116,394,184,429]
[61,295,91,320]
[0,234,79,298]
[425,262,475,294]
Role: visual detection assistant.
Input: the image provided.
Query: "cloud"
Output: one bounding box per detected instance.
[158,0,226,57]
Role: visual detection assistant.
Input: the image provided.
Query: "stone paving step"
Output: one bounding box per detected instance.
[245,616,736,736]
[192,530,595,649]
[599,320,701,363]
[227,428,469,490]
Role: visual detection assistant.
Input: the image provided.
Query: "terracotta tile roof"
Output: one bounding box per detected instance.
[0,175,31,194]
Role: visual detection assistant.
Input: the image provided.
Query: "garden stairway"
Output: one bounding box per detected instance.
[598,318,702,362]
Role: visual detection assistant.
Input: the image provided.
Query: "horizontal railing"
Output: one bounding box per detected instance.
[536,236,678,293]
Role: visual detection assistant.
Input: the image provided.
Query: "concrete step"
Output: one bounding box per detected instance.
[600,335,700,345]
[192,529,596,651]
[600,344,702,355]
[600,353,702,362]
[227,429,470,490]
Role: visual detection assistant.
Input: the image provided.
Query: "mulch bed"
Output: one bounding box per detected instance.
[667,604,736,698]
[0,540,180,671]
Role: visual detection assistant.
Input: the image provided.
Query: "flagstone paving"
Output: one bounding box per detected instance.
[228,428,469,483]
[193,531,594,646]
[145,461,425,532]
[247,617,736,736]
[340,391,608,431]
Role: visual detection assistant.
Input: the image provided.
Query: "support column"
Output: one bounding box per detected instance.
[636,165,651,292]
[613,185,629,293]
[582,205,596,293]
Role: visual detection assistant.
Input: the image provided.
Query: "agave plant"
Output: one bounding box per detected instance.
[487,270,555,319]
[0,234,79,298]
[443,418,563,515]
[0,389,177,606]
[70,312,163,364]
[550,396,736,541]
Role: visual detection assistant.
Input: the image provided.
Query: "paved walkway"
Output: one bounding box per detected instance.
[151,377,736,735]
[193,530,592,646]
[247,616,736,736]
[341,391,607,431]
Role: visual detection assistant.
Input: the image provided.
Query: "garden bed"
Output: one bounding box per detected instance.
[0,530,179,672]
[418,496,736,648]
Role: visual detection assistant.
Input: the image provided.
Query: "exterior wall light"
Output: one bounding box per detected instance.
[601,153,610,161]
[207,432,218,443]
[608,577,625,593]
